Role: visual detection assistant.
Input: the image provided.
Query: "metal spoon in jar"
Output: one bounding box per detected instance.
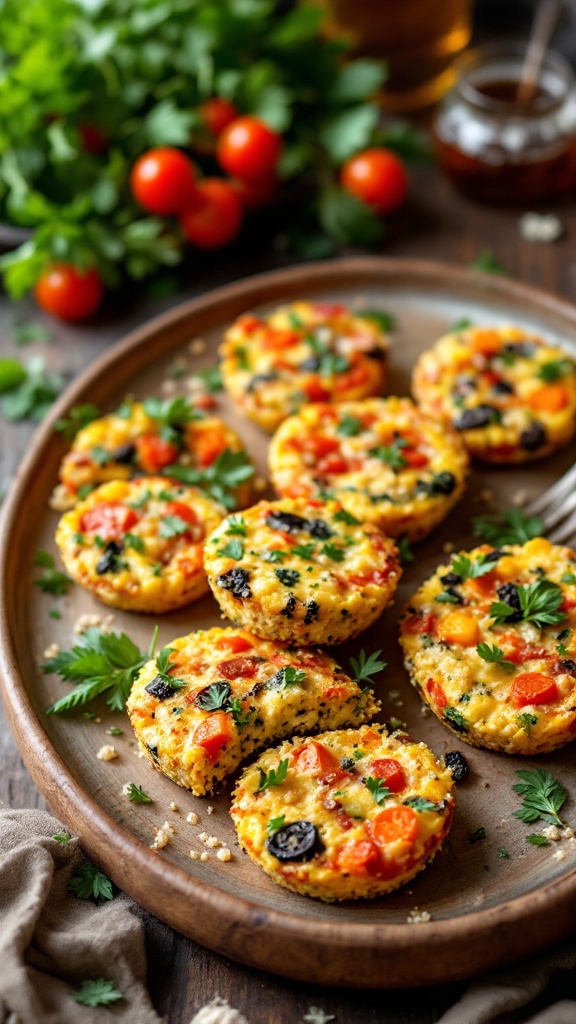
[516,0,561,105]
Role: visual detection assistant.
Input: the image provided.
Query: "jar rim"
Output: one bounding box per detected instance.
[457,41,574,115]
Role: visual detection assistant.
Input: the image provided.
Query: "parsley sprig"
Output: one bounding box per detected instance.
[67,862,114,902]
[365,777,391,805]
[477,643,515,674]
[472,508,545,547]
[256,759,288,792]
[1,355,64,422]
[368,437,409,471]
[350,649,386,685]
[513,769,568,827]
[71,979,123,1008]
[55,402,100,440]
[490,579,566,629]
[33,550,72,596]
[124,783,153,804]
[166,449,254,509]
[450,552,496,581]
[44,626,158,714]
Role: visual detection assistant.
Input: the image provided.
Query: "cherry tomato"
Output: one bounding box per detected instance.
[216,657,259,679]
[216,635,253,653]
[199,97,239,138]
[136,434,180,473]
[217,116,282,183]
[80,502,138,541]
[35,264,103,322]
[164,501,197,529]
[130,147,197,216]
[179,178,243,249]
[341,148,409,216]
[369,758,406,793]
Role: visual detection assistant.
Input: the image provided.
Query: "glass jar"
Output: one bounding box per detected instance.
[433,43,576,204]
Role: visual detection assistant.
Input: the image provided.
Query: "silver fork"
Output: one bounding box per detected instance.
[524,462,576,544]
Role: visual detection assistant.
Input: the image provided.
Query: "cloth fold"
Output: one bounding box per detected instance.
[0,807,161,1024]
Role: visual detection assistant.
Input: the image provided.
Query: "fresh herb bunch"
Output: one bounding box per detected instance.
[513,769,568,827]
[472,507,545,547]
[0,0,424,298]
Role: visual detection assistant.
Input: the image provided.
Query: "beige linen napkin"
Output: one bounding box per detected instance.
[0,806,161,1024]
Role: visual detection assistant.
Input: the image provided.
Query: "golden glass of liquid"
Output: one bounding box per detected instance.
[326,0,473,112]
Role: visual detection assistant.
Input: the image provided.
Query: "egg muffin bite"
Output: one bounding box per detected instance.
[269,398,468,542]
[204,497,401,645]
[399,538,576,755]
[231,724,454,902]
[56,477,225,612]
[127,628,380,796]
[412,325,576,462]
[58,396,253,509]
[220,301,389,433]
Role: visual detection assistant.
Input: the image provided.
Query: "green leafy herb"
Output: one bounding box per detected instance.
[561,573,576,585]
[469,250,509,276]
[90,445,111,466]
[275,567,300,587]
[435,591,462,605]
[71,979,123,1008]
[513,769,568,826]
[403,797,439,812]
[1,356,64,422]
[125,533,145,553]
[333,509,360,526]
[129,489,152,510]
[49,608,62,620]
[397,537,414,566]
[318,352,350,377]
[55,403,100,440]
[477,643,515,674]
[12,317,52,346]
[472,507,545,547]
[159,515,192,539]
[154,646,186,693]
[262,549,287,563]
[557,628,573,655]
[368,437,409,472]
[143,396,197,430]
[526,834,550,846]
[166,449,254,510]
[124,783,153,804]
[337,414,363,437]
[450,552,496,580]
[33,550,72,596]
[44,626,157,714]
[217,538,244,560]
[355,308,395,332]
[68,863,114,902]
[517,712,538,732]
[226,515,247,537]
[292,542,316,558]
[256,759,289,792]
[450,318,472,333]
[490,579,566,629]
[0,357,26,393]
[350,648,386,684]
[537,359,572,383]
[107,727,123,736]
[374,120,432,163]
[196,367,223,392]
[318,185,383,247]
[227,696,252,728]
[195,682,231,711]
[52,832,71,843]
[267,815,286,834]
[321,541,346,562]
[498,848,510,859]
[365,777,391,806]
[444,707,469,733]
[266,666,306,690]
[468,827,486,844]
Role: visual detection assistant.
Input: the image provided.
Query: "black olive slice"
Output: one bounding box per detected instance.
[452,405,500,431]
[246,372,278,394]
[559,660,576,675]
[216,568,252,599]
[304,599,319,624]
[299,355,321,371]
[496,582,522,621]
[441,572,463,586]
[266,511,309,534]
[265,820,323,862]
[145,676,176,701]
[96,540,124,575]
[503,341,536,358]
[444,750,470,783]
[520,422,547,451]
[491,379,514,396]
[307,518,333,539]
[110,442,137,464]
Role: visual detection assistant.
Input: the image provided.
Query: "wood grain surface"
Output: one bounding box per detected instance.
[2,167,576,1021]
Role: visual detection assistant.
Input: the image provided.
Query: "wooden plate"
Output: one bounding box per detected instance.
[2,258,576,989]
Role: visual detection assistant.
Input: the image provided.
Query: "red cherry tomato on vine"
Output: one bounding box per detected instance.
[34,264,103,322]
[341,148,408,216]
[232,175,277,209]
[130,147,197,216]
[199,97,239,138]
[179,178,243,249]
[217,116,282,183]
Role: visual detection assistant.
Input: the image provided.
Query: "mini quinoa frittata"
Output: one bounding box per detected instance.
[58,396,253,509]
[56,477,225,612]
[412,324,576,462]
[204,497,401,645]
[127,628,380,796]
[220,301,389,433]
[268,398,469,542]
[399,538,576,755]
[230,724,454,902]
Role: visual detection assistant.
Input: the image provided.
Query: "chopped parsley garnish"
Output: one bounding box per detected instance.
[266,666,306,689]
[517,712,538,732]
[444,707,468,732]
[513,769,568,827]
[537,358,572,383]
[292,542,316,558]
[490,579,566,629]
[561,572,576,584]
[124,783,153,804]
[321,541,346,562]
[166,449,254,510]
[49,608,62,620]
[195,682,231,711]
[468,249,509,275]
[557,628,573,655]
[368,437,409,471]
[450,552,496,580]
[397,537,414,565]
[365,777,391,806]
[226,515,247,536]
[318,352,349,376]
[350,648,386,684]
[472,507,545,547]
[498,848,510,859]
[468,827,486,844]
[333,508,360,526]
[143,395,198,430]
[68,863,114,902]
[125,533,145,553]
[129,488,152,509]
[256,759,288,792]
[159,515,192,539]
[235,345,250,370]
[52,832,71,844]
[337,414,363,437]
[54,403,100,440]
[262,549,287,563]
[154,646,187,692]
[90,445,112,465]
[33,550,72,596]
[227,697,252,728]
[71,979,123,1008]
[403,797,439,812]
[107,727,123,736]
[356,308,395,331]
[267,815,286,834]
[526,834,550,847]
[196,367,223,392]
[450,318,472,333]
[476,643,515,674]
[275,568,300,587]
[435,590,462,605]
[217,538,244,560]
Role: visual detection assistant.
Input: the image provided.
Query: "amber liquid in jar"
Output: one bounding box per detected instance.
[434,45,576,204]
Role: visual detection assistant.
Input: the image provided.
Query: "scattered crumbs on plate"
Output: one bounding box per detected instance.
[43,642,60,660]
[253,476,267,493]
[200,851,209,862]
[420,704,431,717]
[97,745,117,762]
[553,848,567,862]
[303,1008,335,1024]
[189,996,249,1024]
[169,802,178,812]
[217,848,232,862]
[512,489,528,507]
[151,821,175,850]
[190,850,200,860]
[189,338,207,355]
[518,212,564,244]
[161,378,178,395]
[198,831,209,842]
[49,484,75,512]
[205,836,220,849]
[406,908,431,924]
[442,542,454,554]
[207,805,214,815]
[186,811,199,825]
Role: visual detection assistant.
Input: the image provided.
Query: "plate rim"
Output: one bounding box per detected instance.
[3,255,576,988]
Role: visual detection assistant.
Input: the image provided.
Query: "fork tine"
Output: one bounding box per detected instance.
[549,508,576,546]
[524,462,576,516]
[539,488,576,529]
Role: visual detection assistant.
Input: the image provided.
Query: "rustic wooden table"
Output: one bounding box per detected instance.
[2,167,576,1022]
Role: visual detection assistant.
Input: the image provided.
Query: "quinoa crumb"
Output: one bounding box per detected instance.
[186,811,199,825]
[420,704,431,717]
[169,802,178,812]
[443,542,454,554]
[553,848,567,862]
[189,850,200,860]
[43,642,60,660]
[74,613,102,634]
[200,851,209,862]
[161,378,178,395]
[253,475,267,493]
[217,848,232,862]
[561,827,574,840]
[189,337,207,355]
[407,908,431,924]
[198,831,209,842]
[512,489,528,507]
[206,805,214,815]
[542,825,561,841]
[151,821,175,850]
[205,836,220,849]
[97,745,117,762]
[49,484,75,512]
